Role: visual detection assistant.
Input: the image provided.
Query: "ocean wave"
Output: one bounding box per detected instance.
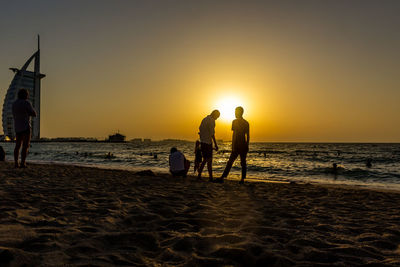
[1,142,400,187]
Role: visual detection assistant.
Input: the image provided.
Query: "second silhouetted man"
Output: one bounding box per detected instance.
[217,106,249,184]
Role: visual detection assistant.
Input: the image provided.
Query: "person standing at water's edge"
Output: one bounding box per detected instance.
[217,106,249,184]
[0,146,5,161]
[12,89,37,168]
[197,110,220,181]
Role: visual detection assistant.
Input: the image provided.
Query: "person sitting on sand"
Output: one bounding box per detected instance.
[197,110,220,181]
[169,147,190,177]
[12,89,37,168]
[216,106,249,184]
[194,140,202,173]
[0,146,5,161]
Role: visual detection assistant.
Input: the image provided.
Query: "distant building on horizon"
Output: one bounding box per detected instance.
[2,36,45,140]
[107,133,126,142]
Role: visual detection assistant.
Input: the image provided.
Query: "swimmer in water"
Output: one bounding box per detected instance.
[366,159,372,168]
[332,163,338,180]
[332,163,338,174]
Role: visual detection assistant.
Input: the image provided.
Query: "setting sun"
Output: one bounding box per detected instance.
[215,96,244,122]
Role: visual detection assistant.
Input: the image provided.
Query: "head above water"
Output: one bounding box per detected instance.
[17,89,29,100]
[210,110,220,120]
[170,147,178,154]
[235,106,244,118]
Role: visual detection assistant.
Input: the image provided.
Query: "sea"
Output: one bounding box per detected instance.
[1,141,400,190]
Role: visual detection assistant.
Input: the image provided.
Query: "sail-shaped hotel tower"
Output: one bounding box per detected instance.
[2,36,45,140]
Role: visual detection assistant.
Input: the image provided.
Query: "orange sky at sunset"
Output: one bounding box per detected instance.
[1,1,400,142]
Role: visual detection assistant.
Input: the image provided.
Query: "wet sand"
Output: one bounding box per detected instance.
[0,162,400,266]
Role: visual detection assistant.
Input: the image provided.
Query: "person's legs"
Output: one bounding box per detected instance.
[0,147,5,161]
[239,151,248,183]
[198,143,212,180]
[20,132,31,167]
[220,151,239,179]
[195,159,202,173]
[206,157,213,181]
[197,158,207,179]
[14,134,23,167]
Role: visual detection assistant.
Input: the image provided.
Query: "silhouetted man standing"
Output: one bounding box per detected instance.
[12,89,36,168]
[217,106,249,184]
[197,110,220,181]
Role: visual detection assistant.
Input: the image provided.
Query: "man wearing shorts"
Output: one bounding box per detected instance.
[197,110,220,181]
[217,106,249,184]
[12,89,37,168]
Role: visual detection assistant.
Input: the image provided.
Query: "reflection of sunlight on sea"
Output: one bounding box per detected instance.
[1,141,400,190]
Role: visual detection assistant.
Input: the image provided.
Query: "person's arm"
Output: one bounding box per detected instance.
[231,132,235,151]
[27,102,37,117]
[212,135,218,151]
[246,124,250,147]
[210,118,218,151]
[231,121,236,146]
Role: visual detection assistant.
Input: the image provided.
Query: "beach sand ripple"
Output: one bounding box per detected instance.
[1,162,400,266]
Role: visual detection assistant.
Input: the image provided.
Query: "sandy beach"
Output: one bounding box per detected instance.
[0,162,400,266]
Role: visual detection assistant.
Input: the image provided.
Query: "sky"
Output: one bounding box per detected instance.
[1,0,400,142]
